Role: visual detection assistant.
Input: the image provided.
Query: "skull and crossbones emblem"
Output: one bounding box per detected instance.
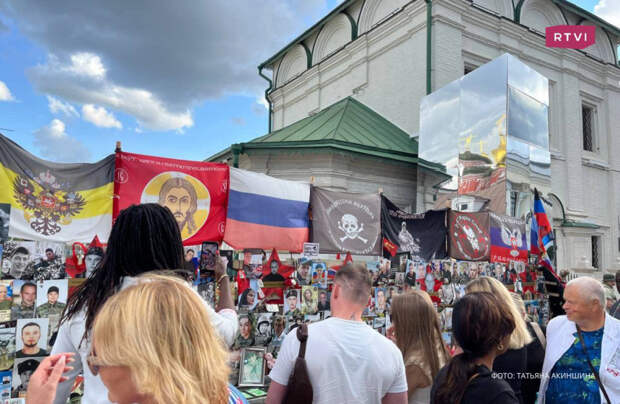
[338,214,367,244]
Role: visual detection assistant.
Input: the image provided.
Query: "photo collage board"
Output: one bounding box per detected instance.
[0,208,96,401]
[212,249,553,389]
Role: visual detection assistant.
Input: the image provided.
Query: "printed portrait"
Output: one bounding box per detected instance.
[35,279,68,347]
[1,241,35,280]
[283,289,301,316]
[82,242,105,279]
[10,281,37,321]
[295,259,311,286]
[140,172,210,240]
[12,356,43,398]
[0,326,16,372]
[310,262,327,285]
[238,288,258,311]
[15,318,49,358]
[239,347,266,387]
[30,241,66,281]
[267,315,287,355]
[254,313,273,346]
[0,281,13,323]
[373,287,389,315]
[395,272,405,286]
[233,314,255,350]
[317,290,331,312]
[301,286,318,315]
[197,281,215,307]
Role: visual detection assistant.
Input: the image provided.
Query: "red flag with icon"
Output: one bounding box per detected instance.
[114,151,229,245]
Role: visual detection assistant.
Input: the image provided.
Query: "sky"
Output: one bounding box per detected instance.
[0,0,618,164]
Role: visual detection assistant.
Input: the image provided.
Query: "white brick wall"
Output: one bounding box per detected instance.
[262,0,620,272]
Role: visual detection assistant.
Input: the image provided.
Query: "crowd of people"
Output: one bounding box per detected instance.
[20,203,620,404]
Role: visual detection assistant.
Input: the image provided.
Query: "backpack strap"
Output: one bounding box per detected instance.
[296,323,309,358]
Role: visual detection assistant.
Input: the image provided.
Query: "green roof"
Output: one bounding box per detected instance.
[207,97,449,178]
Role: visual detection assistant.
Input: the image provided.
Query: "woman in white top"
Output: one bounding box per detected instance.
[50,204,238,404]
[387,290,450,404]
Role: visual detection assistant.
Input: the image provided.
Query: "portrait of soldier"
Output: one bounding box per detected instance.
[11,282,36,320]
[35,286,66,318]
[12,358,39,397]
[6,247,31,279]
[158,177,198,236]
[16,322,47,358]
[83,245,104,278]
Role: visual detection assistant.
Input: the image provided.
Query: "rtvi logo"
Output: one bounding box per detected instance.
[546,25,596,49]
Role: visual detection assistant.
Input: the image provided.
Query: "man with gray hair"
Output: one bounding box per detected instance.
[267,263,407,404]
[538,276,620,403]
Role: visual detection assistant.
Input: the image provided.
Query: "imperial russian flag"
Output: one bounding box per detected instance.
[224,168,310,252]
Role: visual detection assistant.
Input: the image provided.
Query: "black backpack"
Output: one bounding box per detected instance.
[283,323,313,404]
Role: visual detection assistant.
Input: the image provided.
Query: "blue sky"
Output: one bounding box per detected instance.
[0,0,617,163]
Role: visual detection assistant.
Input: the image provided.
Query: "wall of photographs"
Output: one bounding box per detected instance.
[203,248,552,393]
[0,203,93,402]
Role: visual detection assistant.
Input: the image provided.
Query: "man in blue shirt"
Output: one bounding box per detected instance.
[540,276,620,403]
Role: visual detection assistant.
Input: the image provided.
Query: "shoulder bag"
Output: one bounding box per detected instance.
[576,325,611,404]
[283,323,313,404]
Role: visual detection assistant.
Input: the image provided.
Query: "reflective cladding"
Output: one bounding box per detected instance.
[458,55,507,202]
[507,53,549,105]
[508,86,549,149]
[419,79,461,191]
[417,53,550,217]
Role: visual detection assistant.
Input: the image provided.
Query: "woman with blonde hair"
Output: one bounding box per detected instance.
[510,293,546,404]
[466,276,533,403]
[388,290,450,404]
[83,274,244,404]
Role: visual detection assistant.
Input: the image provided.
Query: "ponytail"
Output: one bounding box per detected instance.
[432,352,478,404]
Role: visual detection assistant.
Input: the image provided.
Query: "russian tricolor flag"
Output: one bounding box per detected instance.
[224,168,310,252]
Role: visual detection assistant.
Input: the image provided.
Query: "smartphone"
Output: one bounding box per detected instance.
[199,242,218,273]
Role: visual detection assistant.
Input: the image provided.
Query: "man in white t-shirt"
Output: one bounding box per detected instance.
[266,263,408,404]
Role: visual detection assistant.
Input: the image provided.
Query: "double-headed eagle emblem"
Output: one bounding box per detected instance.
[13,171,85,235]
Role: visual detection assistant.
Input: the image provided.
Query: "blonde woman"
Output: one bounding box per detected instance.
[28,274,246,404]
[388,290,450,404]
[466,277,533,404]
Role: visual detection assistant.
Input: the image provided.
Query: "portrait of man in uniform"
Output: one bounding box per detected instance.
[158,177,198,236]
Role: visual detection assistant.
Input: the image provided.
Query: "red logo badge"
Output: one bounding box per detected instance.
[546,25,595,49]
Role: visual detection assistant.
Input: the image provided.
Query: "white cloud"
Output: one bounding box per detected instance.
[33,119,92,162]
[82,104,122,129]
[68,52,106,79]
[594,0,620,28]
[0,80,15,101]
[1,0,333,130]
[29,54,193,131]
[47,95,79,117]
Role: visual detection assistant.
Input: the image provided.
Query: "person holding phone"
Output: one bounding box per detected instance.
[50,204,237,404]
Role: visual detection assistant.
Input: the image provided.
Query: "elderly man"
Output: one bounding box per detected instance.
[539,277,620,403]
[267,264,407,404]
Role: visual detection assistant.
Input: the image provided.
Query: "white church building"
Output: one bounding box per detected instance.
[212,0,620,275]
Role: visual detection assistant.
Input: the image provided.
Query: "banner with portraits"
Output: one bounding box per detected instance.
[113,152,229,244]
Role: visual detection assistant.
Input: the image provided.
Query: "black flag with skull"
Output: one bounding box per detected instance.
[311,188,381,255]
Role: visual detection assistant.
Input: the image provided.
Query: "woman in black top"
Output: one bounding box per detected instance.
[431,292,519,404]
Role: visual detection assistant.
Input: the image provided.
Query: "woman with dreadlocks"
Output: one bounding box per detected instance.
[50,204,238,404]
